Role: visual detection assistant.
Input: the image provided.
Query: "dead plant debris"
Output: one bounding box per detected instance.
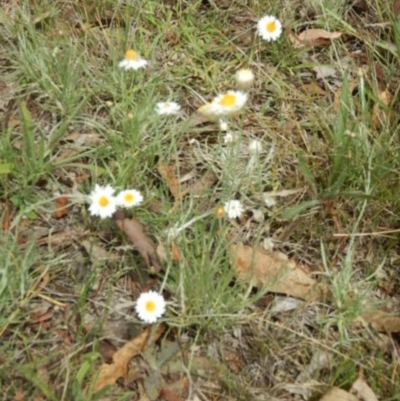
[113,210,162,273]
[229,243,329,301]
[94,324,165,391]
[289,28,343,48]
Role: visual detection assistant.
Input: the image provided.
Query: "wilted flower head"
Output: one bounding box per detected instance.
[223,200,244,219]
[118,49,148,71]
[156,101,181,116]
[135,291,166,324]
[235,68,255,89]
[116,189,143,208]
[88,184,117,219]
[257,15,282,42]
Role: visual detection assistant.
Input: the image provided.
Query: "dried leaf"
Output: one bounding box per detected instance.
[13,389,25,401]
[281,381,320,398]
[229,243,328,301]
[350,375,378,401]
[334,80,358,111]
[36,230,88,248]
[148,199,164,214]
[297,351,331,382]
[270,296,303,314]
[64,130,105,146]
[144,370,164,401]
[138,382,152,401]
[1,200,11,231]
[188,170,218,197]
[156,241,180,263]
[160,378,189,401]
[94,325,164,391]
[81,239,115,267]
[159,162,216,204]
[30,309,53,324]
[395,0,400,15]
[313,65,337,80]
[352,0,369,13]
[55,196,69,219]
[158,162,183,201]
[291,29,342,48]
[114,211,162,273]
[287,31,304,48]
[171,243,180,262]
[156,242,168,264]
[223,351,243,373]
[361,311,400,333]
[97,340,118,364]
[300,83,326,96]
[319,388,359,401]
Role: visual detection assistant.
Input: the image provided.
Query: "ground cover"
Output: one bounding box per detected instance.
[1,0,400,400]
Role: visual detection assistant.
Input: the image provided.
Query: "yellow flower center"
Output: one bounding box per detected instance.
[125,50,139,60]
[220,94,237,107]
[266,21,276,33]
[145,300,156,312]
[124,193,134,203]
[98,196,109,207]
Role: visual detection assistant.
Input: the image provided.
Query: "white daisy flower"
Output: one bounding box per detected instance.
[156,101,181,116]
[235,68,255,89]
[223,200,244,219]
[248,139,263,154]
[116,189,143,208]
[135,291,166,324]
[211,90,248,116]
[257,15,282,42]
[118,49,148,71]
[88,184,117,219]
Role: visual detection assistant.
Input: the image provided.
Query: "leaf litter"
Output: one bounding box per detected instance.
[317,374,379,401]
[94,324,165,391]
[113,210,162,273]
[289,28,343,48]
[158,160,217,204]
[229,243,329,301]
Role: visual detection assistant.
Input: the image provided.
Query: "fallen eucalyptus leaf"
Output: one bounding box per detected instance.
[229,243,328,301]
[114,211,162,273]
[94,325,164,391]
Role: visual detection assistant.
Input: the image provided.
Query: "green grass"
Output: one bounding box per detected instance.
[1,0,400,399]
